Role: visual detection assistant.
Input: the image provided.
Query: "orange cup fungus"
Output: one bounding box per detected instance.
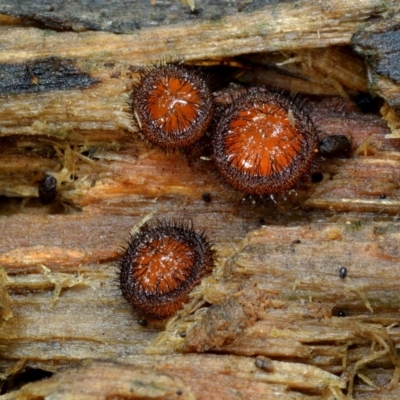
[119,220,215,319]
[212,88,318,195]
[133,64,214,149]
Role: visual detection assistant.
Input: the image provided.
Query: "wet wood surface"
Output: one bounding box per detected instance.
[1,0,400,398]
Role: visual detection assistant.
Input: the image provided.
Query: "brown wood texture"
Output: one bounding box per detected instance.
[0,356,346,400]
[1,0,400,399]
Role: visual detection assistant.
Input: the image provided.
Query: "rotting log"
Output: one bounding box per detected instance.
[0,356,346,400]
[1,0,400,399]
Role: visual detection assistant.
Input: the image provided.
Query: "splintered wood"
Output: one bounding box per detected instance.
[1,0,400,399]
[0,357,343,400]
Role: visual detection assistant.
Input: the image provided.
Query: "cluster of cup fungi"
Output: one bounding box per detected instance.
[29,58,353,322]
[32,60,351,321]
[118,62,336,320]
[132,63,320,195]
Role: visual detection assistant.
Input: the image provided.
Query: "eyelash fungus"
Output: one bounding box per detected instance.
[119,219,215,319]
[132,64,214,149]
[212,88,319,195]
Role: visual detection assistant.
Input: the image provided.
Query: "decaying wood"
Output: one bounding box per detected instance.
[0,356,344,400]
[2,216,400,398]
[1,0,398,143]
[1,96,398,214]
[352,12,400,105]
[1,0,399,64]
[1,0,400,398]
[0,269,12,322]
[352,12,400,138]
[238,47,369,97]
[0,0,303,33]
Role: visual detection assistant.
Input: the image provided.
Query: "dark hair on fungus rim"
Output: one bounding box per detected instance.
[119,219,215,319]
[133,64,214,150]
[212,87,318,195]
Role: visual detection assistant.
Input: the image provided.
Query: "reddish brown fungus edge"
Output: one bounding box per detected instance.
[212,88,318,195]
[132,64,214,150]
[119,219,215,319]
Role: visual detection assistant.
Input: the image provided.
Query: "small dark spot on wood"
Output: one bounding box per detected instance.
[311,172,324,183]
[255,356,274,372]
[81,147,96,159]
[339,266,347,278]
[210,13,222,21]
[354,93,382,114]
[2,367,53,392]
[187,8,202,16]
[202,192,211,203]
[38,174,58,205]
[319,135,351,158]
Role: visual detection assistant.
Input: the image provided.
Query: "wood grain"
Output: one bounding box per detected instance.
[1,0,400,398]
